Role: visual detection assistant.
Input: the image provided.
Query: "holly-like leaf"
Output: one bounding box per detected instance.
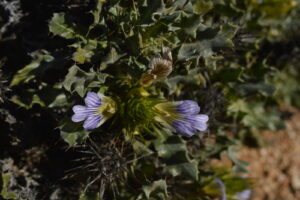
[63,65,108,97]
[10,84,67,109]
[154,135,199,180]
[178,23,238,61]
[59,118,90,146]
[49,13,78,39]
[235,82,276,97]
[10,54,53,86]
[100,47,126,70]
[142,179,168,199]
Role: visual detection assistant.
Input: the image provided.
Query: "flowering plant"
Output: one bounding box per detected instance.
[2,0,300,199]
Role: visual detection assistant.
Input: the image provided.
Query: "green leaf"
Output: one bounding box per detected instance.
[227,147,248,172]
[73,48,94,64]
[242,103,284,130]
[192,0,213,15]
[72,40,99,64]
[140,0,165,25]
[10,84,67,109]
[63,65,106,97]
[177,14,205,38]
[79,191,101,200]
[155,137,186,159]
[10,91,45,109]
[213,67,242,83]
[100,47,126,70]
[1,173,17,199]
[10,54,53,86]
[142,180,168,199]
[132,140,153,156]
[227,99,248,114]
[235,82,276,97]
[59,119,90,146]
[166,160,199,180]
[177,23,238,60]
[91,1,103,25]
[154,135,199,180]
[177,41,213,61]
[49,13,79,40]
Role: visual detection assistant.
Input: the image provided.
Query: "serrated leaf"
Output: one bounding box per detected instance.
[214,68,242,83]
[10,54,54,86]
[132,140,153,156]
[166,160,199,180]
[10,92,45,109]
[235,82,275,97]
[154,135,199,180]
[59,119,90,146]
[100,48,126,70]
[227,99,248,113]
[155,137,186,159]
[10,84,67,109]
[142,180,168,199]
[92,1,103,25]
[177,14,204,38]
[227,147,249,172]
[178,24,238,61]
[242,103,284,130]
[177,40,217,61]
[49,13,77,39]
[140,0,165,25]
[193,0,213,15]
[73,48,94,64]
[63,65,101,97]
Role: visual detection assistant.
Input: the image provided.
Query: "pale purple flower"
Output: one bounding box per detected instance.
[155,100,209,137]
[177,100,200,115]
[72,92,116,130]
[214,178,227,200]
[235,189,252,200]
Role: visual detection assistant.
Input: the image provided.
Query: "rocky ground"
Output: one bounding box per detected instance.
[239,106,300,200]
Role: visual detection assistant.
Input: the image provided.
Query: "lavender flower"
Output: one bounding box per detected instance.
[71,92,116,130]
[235,189,252,200]
[154,100,208,137]
[214,178,227,200]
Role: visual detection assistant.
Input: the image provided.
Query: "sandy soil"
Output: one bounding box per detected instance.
[239,107,300,200]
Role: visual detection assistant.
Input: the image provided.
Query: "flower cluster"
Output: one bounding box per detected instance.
[154,100,209,137]
[71,92,208,137]
[71,47,208,137]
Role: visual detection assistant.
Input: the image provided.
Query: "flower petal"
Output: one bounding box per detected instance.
[194,122,208,131]
[84,92,101,107]
[155,101,181,114]
[235,189,252,200]
[172,121,196,137]
[72,105,96,122]
[83,115,102,130]
[177,100,200,115]
[72,105,95,117]
[214,178,227,200]
[194,114,209,123]
[72,105,87,114]
[71,114,86,122]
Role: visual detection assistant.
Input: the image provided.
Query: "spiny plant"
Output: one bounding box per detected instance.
[4,0,300,199]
